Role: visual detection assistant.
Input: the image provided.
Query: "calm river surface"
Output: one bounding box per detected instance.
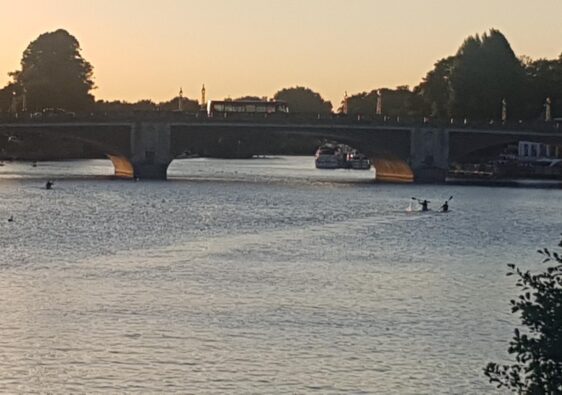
[0,156,560,394]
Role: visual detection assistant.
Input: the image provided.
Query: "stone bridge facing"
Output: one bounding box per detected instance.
[0,120,560,183]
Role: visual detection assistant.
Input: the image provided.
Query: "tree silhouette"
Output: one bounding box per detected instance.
[273,86,332,114]
[233,96,263,101]
[414,56,455,118]
[342,87,415,117]
[340,91,376,115]
[158,96,200,112]
[10,29,95,112]
[95,99,157,112]
[524,55,562,119]
[449,29,526,121]
[0,82,21,112]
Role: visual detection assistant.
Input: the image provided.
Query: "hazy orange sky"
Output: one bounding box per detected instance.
[1,0,561,107]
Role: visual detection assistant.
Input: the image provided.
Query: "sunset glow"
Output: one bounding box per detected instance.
[1,0,561,105]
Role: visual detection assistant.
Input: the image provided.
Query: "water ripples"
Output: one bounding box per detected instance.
[0,157,560,393]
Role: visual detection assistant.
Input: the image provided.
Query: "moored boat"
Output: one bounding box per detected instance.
[315,145,344,169]
[346,151,371,170]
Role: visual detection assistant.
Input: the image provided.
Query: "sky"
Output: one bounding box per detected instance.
[0,0,561,107]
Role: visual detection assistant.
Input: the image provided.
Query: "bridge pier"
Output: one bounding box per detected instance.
[410,128,449,183]
[130,122,173,180]
[132,162,170,179]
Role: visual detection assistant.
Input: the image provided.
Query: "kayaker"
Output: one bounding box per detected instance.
[441,201,449,212]
[45,180,54,190]
[419,199,429,211]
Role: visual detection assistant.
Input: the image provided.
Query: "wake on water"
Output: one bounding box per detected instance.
[406,201,450,214]
[407,200,414,212]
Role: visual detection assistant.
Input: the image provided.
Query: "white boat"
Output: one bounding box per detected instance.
[315,145,344,169]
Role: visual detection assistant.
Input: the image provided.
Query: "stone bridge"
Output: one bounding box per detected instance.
[0,119,561,183]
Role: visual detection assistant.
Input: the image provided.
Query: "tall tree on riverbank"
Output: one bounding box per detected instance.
[413,56,455,118]
[0,82,22,112]
[340,91,376,115]
[411,29,548,121]
[523,54,562,119]
[448,29,526,120]
[485,241,562,393]
[273,86,332,114]
[10,29,95,112]
[341,87,415,117]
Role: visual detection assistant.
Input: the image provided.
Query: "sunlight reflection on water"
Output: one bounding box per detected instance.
[0,157,560,393]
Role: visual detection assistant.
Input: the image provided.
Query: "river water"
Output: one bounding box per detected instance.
[0,157,560,394]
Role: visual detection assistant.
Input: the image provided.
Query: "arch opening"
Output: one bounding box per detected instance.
[169,124,418,182]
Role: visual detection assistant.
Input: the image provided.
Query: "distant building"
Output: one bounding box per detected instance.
[518,141,561,161]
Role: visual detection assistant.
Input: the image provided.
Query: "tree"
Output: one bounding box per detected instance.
[234,96,263,101]
[158,96,200,112]
[414,56,455,118]
[10,29,95,112]
[378,86,416,117]
[523,56,562,119]
[273,86,332,114]
[449,29,526,121]
[484,242,562,393]
[340,91,376,115]
[0,82,22,112]
[340,87,415,117]
[95,99,161,112]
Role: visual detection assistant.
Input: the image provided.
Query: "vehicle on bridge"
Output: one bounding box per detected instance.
[207,99,289,117]
[29,108,76,120]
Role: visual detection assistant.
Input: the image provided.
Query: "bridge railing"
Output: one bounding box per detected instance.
[0,111,560,133]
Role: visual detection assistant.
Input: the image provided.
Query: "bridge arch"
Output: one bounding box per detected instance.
[170,123,415,182]
[0,123,135,178]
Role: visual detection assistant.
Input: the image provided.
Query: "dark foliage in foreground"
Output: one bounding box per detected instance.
[485,242,562,393]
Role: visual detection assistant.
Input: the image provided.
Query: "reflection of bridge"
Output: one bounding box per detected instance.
[1,119,561,183]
